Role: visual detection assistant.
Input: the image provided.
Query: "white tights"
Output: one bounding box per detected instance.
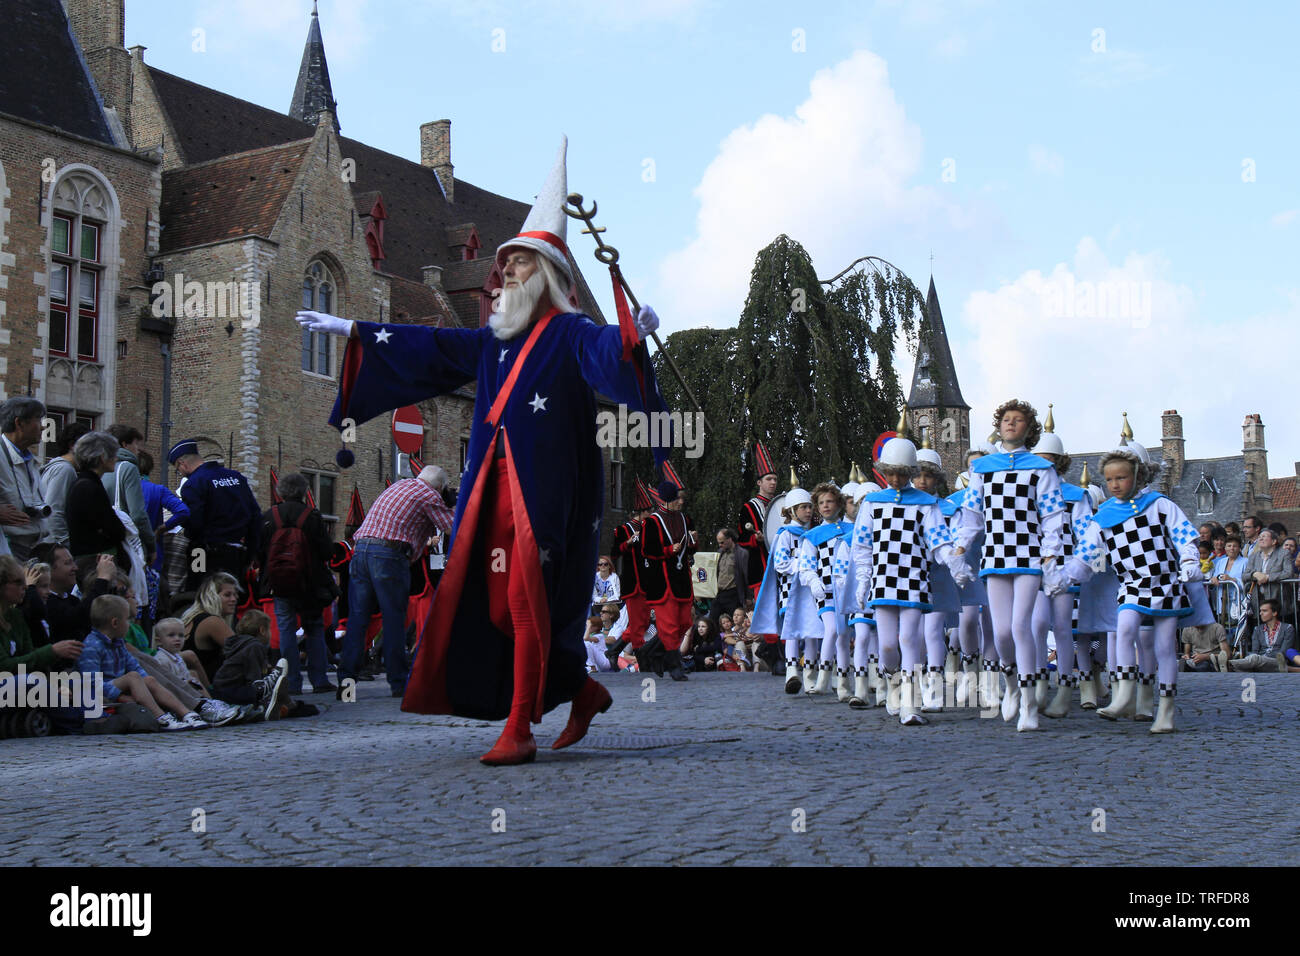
[874,606,925,673]
[1030,590,1077,677]
[852,621,875,670]
[923,612,947,670]
[984,574,1041,676]
[1117,611,1178,687]
[819,611,849,670]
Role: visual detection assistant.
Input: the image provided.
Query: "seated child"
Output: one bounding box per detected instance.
[152,617,209,695]
[210,609,289,721]
[77,594,209,730]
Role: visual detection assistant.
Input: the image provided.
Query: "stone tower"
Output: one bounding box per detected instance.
[905,276,970,480]
[1243,413,1272,515]
[289,1,339,133]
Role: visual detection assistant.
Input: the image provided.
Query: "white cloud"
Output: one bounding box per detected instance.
[1028,144,1063,177]
[957,238,1297,469]
[653,49,971,334]
[1271,209,1299,228]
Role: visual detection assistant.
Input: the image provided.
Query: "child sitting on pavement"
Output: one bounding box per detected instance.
[211,609,289,721]
[152,617,207,694]
[77,594,210,730]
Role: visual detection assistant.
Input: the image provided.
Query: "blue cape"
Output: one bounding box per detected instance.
[1092,491,1164,530]
[971,451,1052,473]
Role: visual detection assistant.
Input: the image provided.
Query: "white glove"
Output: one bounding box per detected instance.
[295,310,354,337]
[1042,564,1065,597]
[946,555,974,588]
[1179,562,1204,583]
[806,578,825,602]
[634,304,660,341]
[855,579,868,609]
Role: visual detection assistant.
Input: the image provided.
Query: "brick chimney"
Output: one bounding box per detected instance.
[421,265,444,292]
[65,0,133,141]
[1160,409,1184,492]
[1243,413,1272,513]
[420,120,454,202]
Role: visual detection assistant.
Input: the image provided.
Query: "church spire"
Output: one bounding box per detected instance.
[289,2,340,132]
[907,275,968,411]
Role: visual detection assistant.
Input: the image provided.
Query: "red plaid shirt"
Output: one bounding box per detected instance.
[355,478,454,552]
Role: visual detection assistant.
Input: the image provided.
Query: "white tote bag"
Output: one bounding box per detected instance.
[112,462,149,603]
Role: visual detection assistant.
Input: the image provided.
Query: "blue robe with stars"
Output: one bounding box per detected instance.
[327,313,668,721]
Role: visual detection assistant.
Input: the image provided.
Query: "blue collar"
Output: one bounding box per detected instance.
[936,496,958,517]
[1061,481,1084,503]
[778,524,808,538]
[972,451,1052,473]
[805,521,851,545]
[1093,491,1164,528]
[864,485,937,506]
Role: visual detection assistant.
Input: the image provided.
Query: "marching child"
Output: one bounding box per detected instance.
[841,465,882,708]
[1061,429,1202,733]
[801,482,853,698]
[752,478,815,693]
[853,438,972,726]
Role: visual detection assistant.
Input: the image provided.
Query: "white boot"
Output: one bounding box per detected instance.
[1016,678,1040,731]
[899,672,927,725]
[1134,678,1155,722]
[885,671,902,716]
[982,661,1002,709]
[922,669,944,712]
[1078,670,1098,709]
[1035,673,1050,708]
[1097,670,1135,720]
[1000,667,1020,722]
[809,661,833,695]
[801,660,818,695]
[849,671,871,709]
[1044,674,1073,718]
[1097,671,1113,702]
[784,659,802,694]
[1150,685,1176,734]
[875,669,889,708]
[944,647,959,677]
[836,669,852,702]
[955,659,976,707]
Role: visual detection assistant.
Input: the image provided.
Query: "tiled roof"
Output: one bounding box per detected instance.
[2,0,114,144]
[1270,476,1300,510]
[1064,451,1248,526]
[147,65,606,322]
[388,273,456,327]
[159,140,311,252]
[908,277,969,410]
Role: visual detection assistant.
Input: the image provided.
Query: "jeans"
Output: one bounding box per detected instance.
[274,597,331,692]
[341,539,412,692]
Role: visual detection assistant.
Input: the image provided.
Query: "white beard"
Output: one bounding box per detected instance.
[489,269,545,340]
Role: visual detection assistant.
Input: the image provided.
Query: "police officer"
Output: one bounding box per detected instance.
[168,439,262,591]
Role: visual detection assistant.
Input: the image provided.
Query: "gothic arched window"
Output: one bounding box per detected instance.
[301,260,337,375]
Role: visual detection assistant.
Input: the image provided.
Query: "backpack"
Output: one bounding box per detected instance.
[265,504,312,598]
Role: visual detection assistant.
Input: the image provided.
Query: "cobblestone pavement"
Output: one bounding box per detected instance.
[0,671,1294,866]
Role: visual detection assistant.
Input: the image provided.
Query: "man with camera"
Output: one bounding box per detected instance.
[0,397,52,561]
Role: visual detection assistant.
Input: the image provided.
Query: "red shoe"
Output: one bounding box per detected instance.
[551,678,613,750]
[479,728,537,766]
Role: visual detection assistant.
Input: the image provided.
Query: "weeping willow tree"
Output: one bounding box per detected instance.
[625,234,931,538]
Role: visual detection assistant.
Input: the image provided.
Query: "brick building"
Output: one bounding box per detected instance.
[2,0,629,546]
[904,276,971,479]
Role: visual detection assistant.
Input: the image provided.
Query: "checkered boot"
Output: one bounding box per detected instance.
[980,658,1002,709]
[849,666,872,710]
[1000,665,1020,722]
[875,665,890,707]
[1134,673,1156,722]
[1035,669,1051,708]
[1016,673,1040,732]
[884,670,903,716]
[1098,666,1137,720]
[801,657,818,695]
[1078,668,1098,709]
[899,671,927,726]
[1044,671,1076,718]
[1150,683,1176,734]
[922,666,945,712]
[809,660,833,695]
[784,658,802,694]
[835,666,853,702]
[956,655,979,707]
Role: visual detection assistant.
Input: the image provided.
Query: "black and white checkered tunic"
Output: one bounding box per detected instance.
[1100,512,1188,614]
[981,470,1042,570]
[815,539,837,610]
[868,502,930,606]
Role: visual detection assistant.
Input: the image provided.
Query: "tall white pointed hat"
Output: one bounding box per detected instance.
[496,136,574,285]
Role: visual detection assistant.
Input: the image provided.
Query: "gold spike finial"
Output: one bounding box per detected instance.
[1079,461,1092,486]
[896,405,908,438]
[855,462,866,483]
[789,466,800,489]
[848,461,859,483]
[955,473,969,490]
[1120,411,1133,442]
[988,428,999,444]
[1044,403,1055,433]
[921,430,933,450]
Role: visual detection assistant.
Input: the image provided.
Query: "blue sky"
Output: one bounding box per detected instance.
[126,0,1299,474]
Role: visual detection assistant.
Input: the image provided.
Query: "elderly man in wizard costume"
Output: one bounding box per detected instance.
[295,139,668,765]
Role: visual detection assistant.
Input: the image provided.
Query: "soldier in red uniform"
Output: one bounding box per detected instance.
[737,441,778,600]
[641,479,697,680]
[604,480,656,670]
